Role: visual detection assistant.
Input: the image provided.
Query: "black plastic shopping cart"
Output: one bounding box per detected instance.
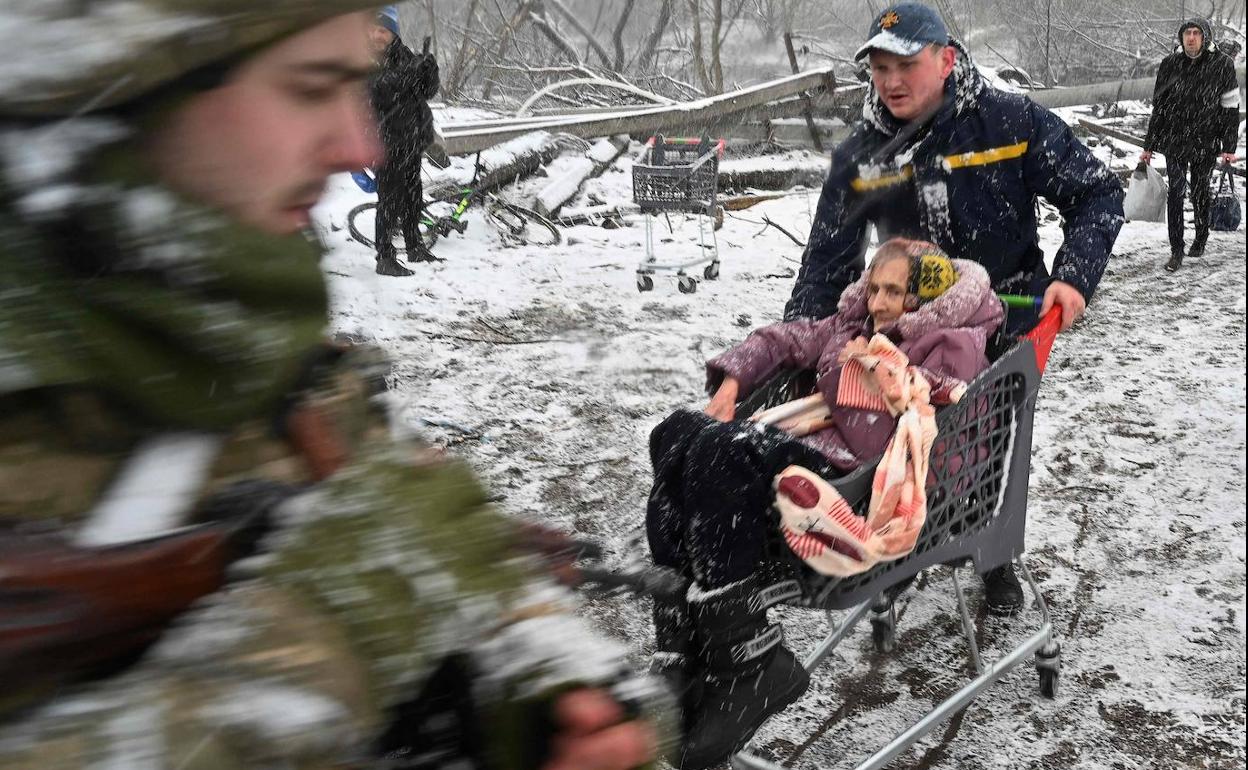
[573,304,1066,770]
[632,135,725,294]
[725,305,1065,770]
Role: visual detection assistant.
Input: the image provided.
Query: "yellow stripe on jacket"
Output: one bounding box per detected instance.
[943,141,1029,169]
[849,141,1030,192]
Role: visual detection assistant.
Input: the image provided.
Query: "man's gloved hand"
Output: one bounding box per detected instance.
[414,50,440,99]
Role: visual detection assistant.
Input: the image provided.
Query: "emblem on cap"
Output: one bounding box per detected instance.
[881,10,901,29]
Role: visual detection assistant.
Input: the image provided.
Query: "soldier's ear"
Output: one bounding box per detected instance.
[904,294,921,311]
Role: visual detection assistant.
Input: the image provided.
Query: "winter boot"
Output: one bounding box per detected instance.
[679,576,808,770]
[404,231,443,263]
[983,564,1024,616]
[650,594,702,733]
[406,244,443,263]
[1164,250,1183,272]
[1187,239,1206,262]
[375,255,414,277]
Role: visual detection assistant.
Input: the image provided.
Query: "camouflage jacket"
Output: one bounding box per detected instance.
[0,125,664,769]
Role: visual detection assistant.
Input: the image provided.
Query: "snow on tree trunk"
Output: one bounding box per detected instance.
[534,135,630,218]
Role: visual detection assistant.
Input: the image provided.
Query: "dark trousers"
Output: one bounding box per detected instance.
[646,410,835,589]
[1167,153,1217,254]
[375,157,425,263]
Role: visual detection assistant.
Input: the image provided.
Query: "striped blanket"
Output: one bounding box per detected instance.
[770,334,962,577]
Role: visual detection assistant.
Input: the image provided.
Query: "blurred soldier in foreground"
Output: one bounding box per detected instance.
[0,4,666,768]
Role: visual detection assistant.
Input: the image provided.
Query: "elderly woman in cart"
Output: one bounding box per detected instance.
[646,237,1005,769]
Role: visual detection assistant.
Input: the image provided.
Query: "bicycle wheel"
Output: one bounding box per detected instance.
[347,202,439,251]
[484,200,562,246]
[347,202,378,248]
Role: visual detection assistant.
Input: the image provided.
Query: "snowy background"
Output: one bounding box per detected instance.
[311,100,1246,769]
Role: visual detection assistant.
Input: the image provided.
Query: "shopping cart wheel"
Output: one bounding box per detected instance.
[869,594,896,653]
[703,261,721,281]
[1036,641,1061,699]
[1038,668,1059,698]
[637,274,655,292]
[870,619,895,653]
[677,275,698,294]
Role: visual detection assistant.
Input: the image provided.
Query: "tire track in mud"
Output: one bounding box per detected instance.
[775,666,901,768]
[1016,231,1246,768]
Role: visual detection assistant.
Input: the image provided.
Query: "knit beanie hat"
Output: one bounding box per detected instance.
[910,249,959,304]
[377,5,400,36]
[872,237,959,306]
[0,1,386,117]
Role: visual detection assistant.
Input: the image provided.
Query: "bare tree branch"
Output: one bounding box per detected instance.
[530,7,585,64]
[544,0,615,66]
[637,0,675,72]
[612,0,640,72]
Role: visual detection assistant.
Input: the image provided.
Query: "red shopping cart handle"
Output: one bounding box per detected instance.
[1022,306,1062,375]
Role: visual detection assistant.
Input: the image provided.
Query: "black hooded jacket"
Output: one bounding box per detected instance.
[1143,18,1240,159]
[371,37,439,171]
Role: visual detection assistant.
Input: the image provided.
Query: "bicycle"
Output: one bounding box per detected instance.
[348,152,561,253]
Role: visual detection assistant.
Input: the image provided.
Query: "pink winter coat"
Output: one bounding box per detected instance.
[707,259,1004,473]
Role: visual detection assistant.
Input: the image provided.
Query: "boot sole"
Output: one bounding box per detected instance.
[986,601,1024,617]
[679,668,810,770]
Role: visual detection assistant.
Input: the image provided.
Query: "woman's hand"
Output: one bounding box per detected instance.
[837,337,869,365]
[705,377,740,422]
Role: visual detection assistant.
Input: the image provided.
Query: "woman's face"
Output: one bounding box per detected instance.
[866,257,911,328]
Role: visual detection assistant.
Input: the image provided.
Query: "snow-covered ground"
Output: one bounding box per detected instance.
[312,123,1246,768]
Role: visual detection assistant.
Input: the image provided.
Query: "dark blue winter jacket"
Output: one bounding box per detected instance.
[785,71,1125,331]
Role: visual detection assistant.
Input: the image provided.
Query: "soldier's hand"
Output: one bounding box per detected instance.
[1220,152,1238,165]
[1040,281,1086,332]
[543,689,657,770]
[511,520,586,587]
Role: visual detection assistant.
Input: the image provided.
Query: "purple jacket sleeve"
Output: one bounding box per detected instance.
[706,317,844,395]
[905,329,989,386]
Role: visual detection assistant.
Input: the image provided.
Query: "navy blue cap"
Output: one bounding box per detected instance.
[376,5,400,36]
[855,3,950,61]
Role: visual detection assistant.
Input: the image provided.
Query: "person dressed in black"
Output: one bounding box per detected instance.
[1140,17,1241,272]
[369,5,440,276]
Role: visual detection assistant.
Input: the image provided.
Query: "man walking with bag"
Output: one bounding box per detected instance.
[1140,17,1240,271]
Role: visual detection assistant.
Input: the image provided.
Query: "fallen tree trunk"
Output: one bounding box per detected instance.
[441,67,843,155]
[1075,117,1146,147]
[425,131,565,201]
[534,135,630,218]
[1077,118,1246,179]
[718,157,828,191]
[720,191,795,210]
[1030,66,1245,109]
[555,202,639,227]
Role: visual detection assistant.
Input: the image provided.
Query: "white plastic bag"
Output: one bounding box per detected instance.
[1123,162,1167,222]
